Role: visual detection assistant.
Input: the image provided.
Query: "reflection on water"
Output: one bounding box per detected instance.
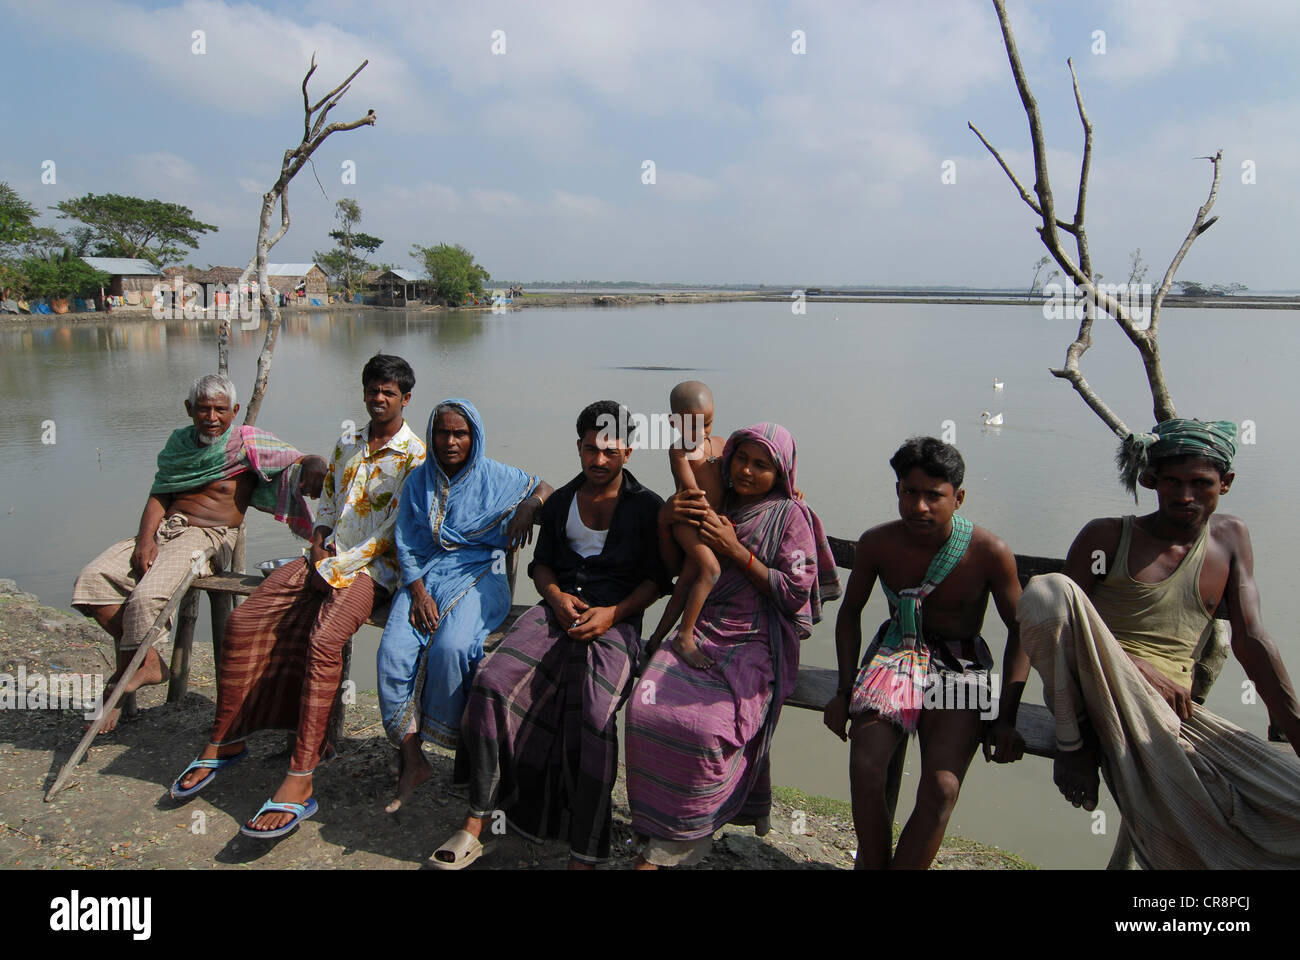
[2,303,1296,868]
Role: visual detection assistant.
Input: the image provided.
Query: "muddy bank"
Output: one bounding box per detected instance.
[0,580,1030,870]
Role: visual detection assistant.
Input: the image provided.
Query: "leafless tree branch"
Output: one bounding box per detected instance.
[972,0,1226,429]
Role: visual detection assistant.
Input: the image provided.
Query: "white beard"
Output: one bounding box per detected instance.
[197,431,218,446]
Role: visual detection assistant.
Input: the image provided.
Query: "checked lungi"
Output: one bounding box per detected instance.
[460,603,641,865]
[210,557,383,774]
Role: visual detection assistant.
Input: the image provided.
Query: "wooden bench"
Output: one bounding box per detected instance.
[48,530,1227,872]
[167,541,1075,755]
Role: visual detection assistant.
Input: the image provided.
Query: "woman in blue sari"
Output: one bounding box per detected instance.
[377,399,552,811]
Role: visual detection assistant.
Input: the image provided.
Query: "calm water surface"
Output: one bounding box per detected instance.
[2,302,1295,868]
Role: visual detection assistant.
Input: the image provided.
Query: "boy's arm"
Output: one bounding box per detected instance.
[669,445,700,492]
[983,536,1028,763]
[1222,518,1300,756]
[823,532,878,741]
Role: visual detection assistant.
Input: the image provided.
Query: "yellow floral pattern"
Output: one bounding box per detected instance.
[314,420,426,592]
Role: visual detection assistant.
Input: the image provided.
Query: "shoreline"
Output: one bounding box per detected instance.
[0,578,1032,870]
[3,289,1296,328]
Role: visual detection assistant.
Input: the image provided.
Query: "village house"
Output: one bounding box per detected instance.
[81,257,162,306]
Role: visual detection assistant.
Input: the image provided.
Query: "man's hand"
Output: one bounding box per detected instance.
[982,717,1025,763]
[823,693,850,742]
[547,590,589,628]
[661,488,709,527]
[298,456,327,499]
[568,605,616,642]
[130,538,159,578]
[307,539,336,594]
[1133,656,1194,721]
[409,580,440,634]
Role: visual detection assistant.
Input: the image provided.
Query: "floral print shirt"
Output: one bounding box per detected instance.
[313,419,426,592]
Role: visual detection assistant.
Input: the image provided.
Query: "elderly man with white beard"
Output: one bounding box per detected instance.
[72,373,325,733]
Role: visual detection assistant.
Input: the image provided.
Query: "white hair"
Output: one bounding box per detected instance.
[188,374,237,409]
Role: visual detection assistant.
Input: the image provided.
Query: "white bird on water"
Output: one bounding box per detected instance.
[981,411,1004,427]
[993,377,1004,391]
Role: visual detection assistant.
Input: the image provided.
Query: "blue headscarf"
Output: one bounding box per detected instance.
[394,399,537,597]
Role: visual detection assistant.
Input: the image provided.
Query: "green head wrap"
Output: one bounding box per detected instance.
[1116,418,1237,501]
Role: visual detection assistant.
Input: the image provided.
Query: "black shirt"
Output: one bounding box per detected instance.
[527,469,671,629]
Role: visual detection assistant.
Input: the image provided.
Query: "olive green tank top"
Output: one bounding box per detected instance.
[1091,515,1215,688]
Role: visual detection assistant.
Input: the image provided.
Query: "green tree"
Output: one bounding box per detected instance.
[52,193,217,268]
[315,198,383,293]
[0,182,39,253]
[411,242,489,305]
[315,203,379,290]
[18,250,109,299]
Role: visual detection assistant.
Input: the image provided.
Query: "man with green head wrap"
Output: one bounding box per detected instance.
[1017,418,1300,868]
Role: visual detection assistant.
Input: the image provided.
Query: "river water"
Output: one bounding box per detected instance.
[2,301,1294,868]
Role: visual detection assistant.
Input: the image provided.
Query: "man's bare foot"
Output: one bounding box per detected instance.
[177,741,247,792]
[246,773,313,832]
[632,855,659,871]
[672,631,713,670]
[567,858,595,870]
[87,647,168,733]
[1053,740,1101,810]
[385,735,433,813]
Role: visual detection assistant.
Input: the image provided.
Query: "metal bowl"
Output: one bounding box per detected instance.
[257,557,301,578]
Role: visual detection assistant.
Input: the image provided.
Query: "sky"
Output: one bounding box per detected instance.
[1,0,1296,288]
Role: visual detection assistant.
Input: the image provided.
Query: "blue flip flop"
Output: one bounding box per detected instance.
[239,797,318,839]
[169,748,247,800]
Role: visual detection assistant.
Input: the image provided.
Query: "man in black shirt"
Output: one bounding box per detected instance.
[430,400,669,870]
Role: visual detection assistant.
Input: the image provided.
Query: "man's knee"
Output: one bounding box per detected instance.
[1018,572,1075,634]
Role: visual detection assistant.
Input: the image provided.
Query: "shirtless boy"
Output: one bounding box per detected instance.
[72,374,324,731]
[644,380,726,669]
[823,436,1029,869]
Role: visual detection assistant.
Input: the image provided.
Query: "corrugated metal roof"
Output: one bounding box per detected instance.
[389,269,421,282]
[82,257,162,276]
[266,263,320,276]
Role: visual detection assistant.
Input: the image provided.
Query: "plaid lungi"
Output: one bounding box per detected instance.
[72,515,237,650]
[1019,573,1300,868]
[461,603,641,865]
[210,557,382,774]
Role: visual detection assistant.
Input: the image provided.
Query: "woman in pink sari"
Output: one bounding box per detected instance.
[625,422,840,867]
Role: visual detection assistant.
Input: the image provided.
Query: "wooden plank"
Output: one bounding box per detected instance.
[786,664,1059,758]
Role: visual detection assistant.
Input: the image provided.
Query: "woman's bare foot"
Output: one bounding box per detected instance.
[672,631,713,670]
[87,647,168,733]
[385,734,433,813]
[632,855,659,870]
[246,773,313,832]
[177,740,247,791]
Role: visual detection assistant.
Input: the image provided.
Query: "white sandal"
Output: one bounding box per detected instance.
[427,829,492,870]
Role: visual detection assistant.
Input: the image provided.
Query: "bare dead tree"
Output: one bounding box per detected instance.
[969,0,1222,435]
[217,54,376,427]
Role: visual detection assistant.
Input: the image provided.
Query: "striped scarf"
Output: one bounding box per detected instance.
[849,514,974,732]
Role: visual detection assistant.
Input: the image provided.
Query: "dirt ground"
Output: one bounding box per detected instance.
[0,579,1031,870]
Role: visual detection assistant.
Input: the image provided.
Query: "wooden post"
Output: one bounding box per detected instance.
[166,587,201,703]
[325,637,354,756]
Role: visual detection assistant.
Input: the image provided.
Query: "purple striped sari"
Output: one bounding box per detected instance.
[625,423,839,850]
